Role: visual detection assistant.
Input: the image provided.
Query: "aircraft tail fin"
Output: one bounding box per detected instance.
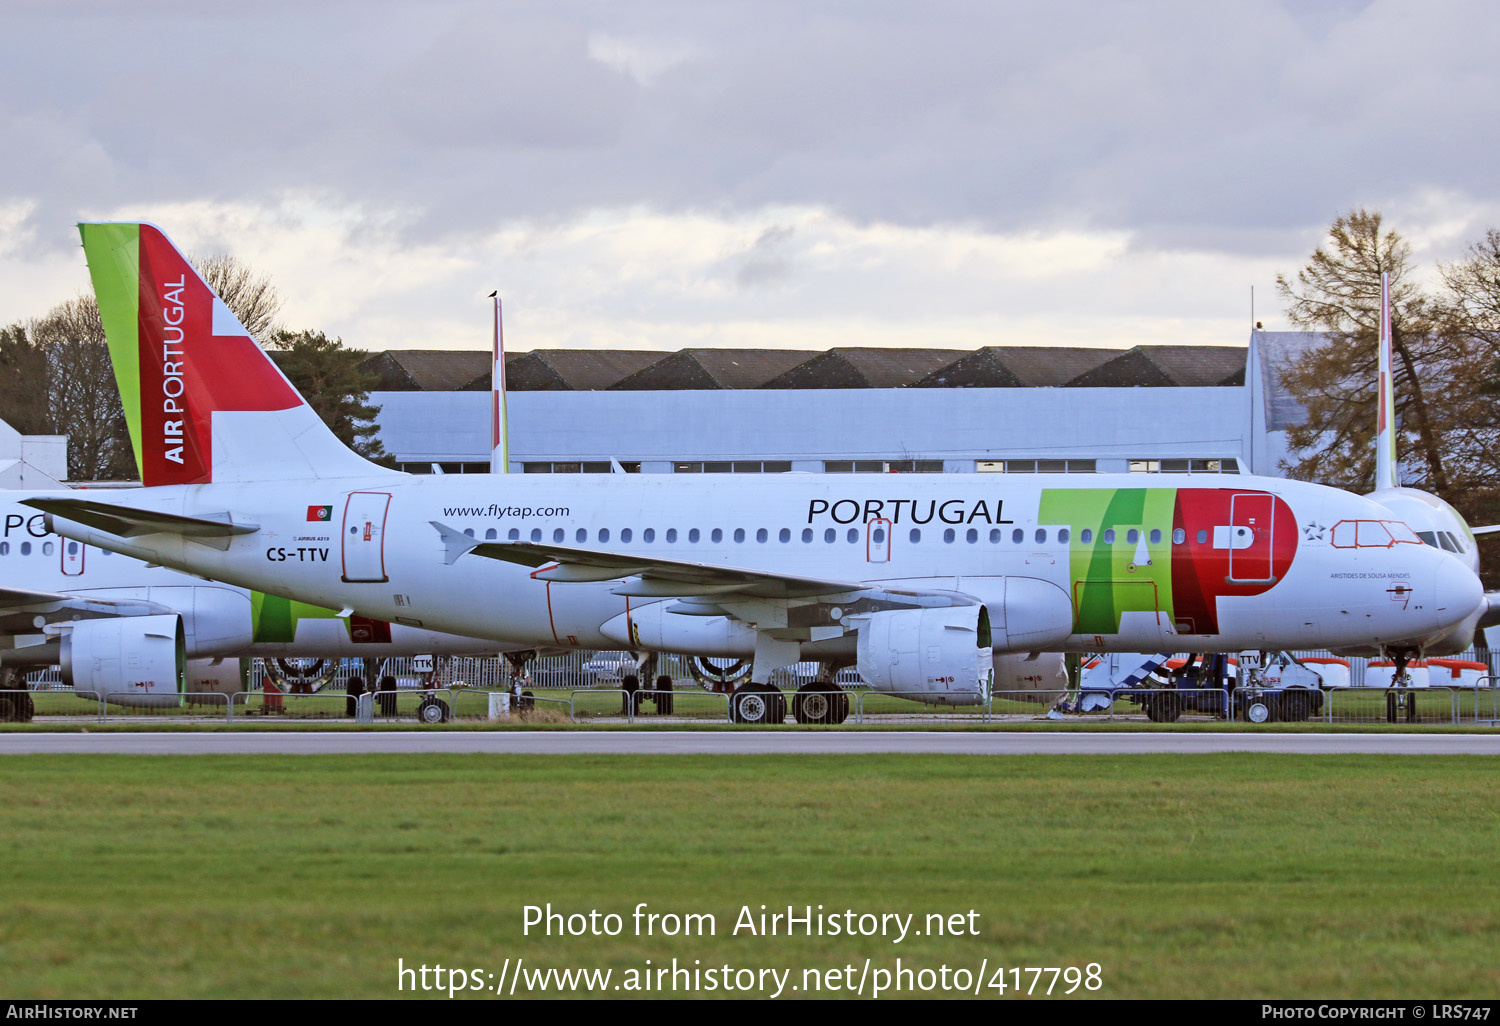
[78,222,391,486]
[1375,271,1398,492]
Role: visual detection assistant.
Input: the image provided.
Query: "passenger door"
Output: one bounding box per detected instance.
[341,492,391,583]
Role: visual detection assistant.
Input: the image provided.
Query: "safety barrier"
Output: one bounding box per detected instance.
[99,692,232,722]
[567,688,731,724]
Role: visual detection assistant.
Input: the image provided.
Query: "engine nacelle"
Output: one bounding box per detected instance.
[855,605,991,705]
[186,657,250,697]
[62,613,186,709]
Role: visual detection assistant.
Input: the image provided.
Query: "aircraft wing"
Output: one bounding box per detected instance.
[21,497,259,543]
[430,521,862,599]
[0,585,172,633]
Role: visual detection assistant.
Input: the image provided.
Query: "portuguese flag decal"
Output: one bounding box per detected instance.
[307,505,333,522]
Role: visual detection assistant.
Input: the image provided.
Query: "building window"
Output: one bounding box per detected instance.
[525,461,639,473]
[1132,458,1238,474]
[824,460,941,473]
[981,459,1096,473]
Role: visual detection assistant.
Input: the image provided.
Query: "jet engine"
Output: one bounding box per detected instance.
[61,613,186,709]
[854,605,991,705]
[186,657,250,697]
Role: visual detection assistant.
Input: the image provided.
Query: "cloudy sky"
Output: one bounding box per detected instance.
[2,0,1498,354]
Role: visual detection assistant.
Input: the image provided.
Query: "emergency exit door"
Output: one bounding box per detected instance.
[341,492,391,583]
[60,539,84,576]
[1228,492,1276,584]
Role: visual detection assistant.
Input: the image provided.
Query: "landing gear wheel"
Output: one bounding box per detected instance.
[1145,693,1182,723]
[1279,691,1312,722]
[416,697,451,724]
[518,690,535,713]
[653,674,674,715]
[731,683,786,725]
[621,674,642,716]
[792,684,849,725]
[0,692,33,723]
[1244,700,1271,724]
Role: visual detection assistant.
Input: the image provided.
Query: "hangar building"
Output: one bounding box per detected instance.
[362,332,1318,479]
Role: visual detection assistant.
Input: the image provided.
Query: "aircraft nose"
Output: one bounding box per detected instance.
[1430,553,1484,626]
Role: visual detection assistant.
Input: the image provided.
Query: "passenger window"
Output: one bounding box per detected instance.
[598,528,610,542]
[711,529,723,543]
[485,528,497,540]
[463,528,475,538]
[943,529,955,543]
[988,529,1000,543]
[1438,532,1457,553]
[824,528,836,543]
[689,528,700,543]
[68,542,78,554]
[874,527,886,544]
[508,528,521,541]
[846,528,858,543]
[1081,529,1092,543]
[575,529,586,543]
[965,528,977,543]
[802,528,813,542]
[1150,529,1161,544]
[779,528,790,543]
[733,529,745,543]
[1126,529,1138,544]
[43,541,54,555]
[0,542,8,555]
[529,529,541,543]
[553,528,564,543]
[1196,529,1207,544]
[621,528,633,543]
[1103,529,1115,545]
[1058,528,1070,543]
[1035,528,1046,543]
[1012,528,1024,543]
[21,542,32,555]
[1173,528,1185,544]
[666,528,677,543]
[913,529,924,543]
[1417,531,1438,547]
[756,528,768,543]
[643,528,655,543]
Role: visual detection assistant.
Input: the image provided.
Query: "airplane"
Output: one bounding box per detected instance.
[0,492,516,721]
[22,222,1487,726]
[1361,271,1500,683]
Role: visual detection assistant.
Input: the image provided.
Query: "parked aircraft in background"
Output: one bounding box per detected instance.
[24,223,1487,725]
[0,493,507,719]
[1361,272,1500,682]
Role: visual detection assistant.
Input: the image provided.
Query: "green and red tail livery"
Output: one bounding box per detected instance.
[80,222,301,486]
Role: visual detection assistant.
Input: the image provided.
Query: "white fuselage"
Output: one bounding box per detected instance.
[1,495,501,662]
[38,471,1485,660]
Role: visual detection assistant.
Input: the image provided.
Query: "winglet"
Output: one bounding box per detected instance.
[1375,271,1398,491]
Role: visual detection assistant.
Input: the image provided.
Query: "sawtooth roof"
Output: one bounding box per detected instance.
[359,346,1252,391]
[1066,345,1246,387]
[609,349,818,390]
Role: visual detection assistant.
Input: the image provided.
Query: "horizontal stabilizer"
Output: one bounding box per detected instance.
[0,585,172,634]
[22,497,259,548]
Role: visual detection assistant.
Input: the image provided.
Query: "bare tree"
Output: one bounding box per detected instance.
[1439,229,1500,351]
[1276,209,1453,493]
[191,253,284,342]
[29,296,133,480]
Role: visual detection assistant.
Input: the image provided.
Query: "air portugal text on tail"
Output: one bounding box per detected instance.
[78,222,380,484]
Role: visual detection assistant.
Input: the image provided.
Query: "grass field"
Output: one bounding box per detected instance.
[0,754,1496,999]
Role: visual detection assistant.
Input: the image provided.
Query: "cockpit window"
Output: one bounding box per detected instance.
[1330,520,1425,549]
[1417,531,1438,548]
[1445,531,1466,554]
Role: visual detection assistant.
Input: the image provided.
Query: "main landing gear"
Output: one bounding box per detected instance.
[0,667,33,723]
[730,664,851,726]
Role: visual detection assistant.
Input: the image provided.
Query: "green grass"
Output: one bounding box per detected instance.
[1,754,1497,999]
